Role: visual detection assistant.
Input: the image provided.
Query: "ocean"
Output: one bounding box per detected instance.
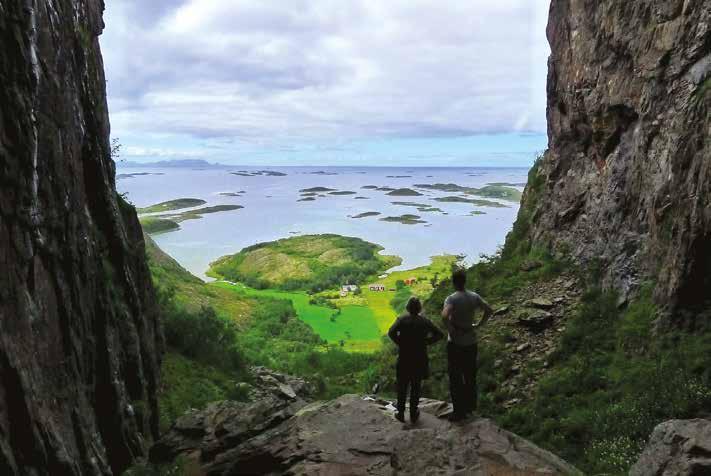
[116,165,530,279]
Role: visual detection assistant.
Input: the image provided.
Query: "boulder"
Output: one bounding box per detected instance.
[631,419,711,476]
[518,311,555,333]
[527,298,555,310]
[166,394,579,475]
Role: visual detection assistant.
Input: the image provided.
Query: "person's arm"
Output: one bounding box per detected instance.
[425,318,445,345]
[441,296,453,325]
[388,317,402,345]
[474,298,494,329]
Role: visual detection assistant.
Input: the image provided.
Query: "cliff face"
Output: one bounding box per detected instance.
[0,1,162,474]
[525,0,710,313]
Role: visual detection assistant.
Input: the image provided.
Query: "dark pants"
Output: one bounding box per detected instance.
[447,342,477,415]
[396,376,422,415]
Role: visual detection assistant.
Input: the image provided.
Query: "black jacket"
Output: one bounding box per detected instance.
[388,313,444,380]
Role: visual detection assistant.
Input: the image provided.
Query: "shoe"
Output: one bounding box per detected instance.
[395,411,405,422]
[448,412,467,422]
[410,409,420,423]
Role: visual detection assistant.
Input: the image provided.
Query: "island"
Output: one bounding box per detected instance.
[380,214,427,225]
[351,212,381,219]
[433,196,509,208]
[137,198,206,214]
[208,234,401,292]
[415,183,522,202]
[386,188,423,197]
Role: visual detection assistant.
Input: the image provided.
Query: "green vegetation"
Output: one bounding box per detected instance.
[391,202,444,213]
[386,188,423,197]
[139,217,180,234]
[300,187,335,192]
[208,234,401,292]
[499,285,711,474]
[171,204,243,222]
[138,198,206,214]
[328,190,357,195]
[415,183,522,202]
[433,196,509,208]
[212,282,382,352]
[351,212,381,219]
[379,214,427,225]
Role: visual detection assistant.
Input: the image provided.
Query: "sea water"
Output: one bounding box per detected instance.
[117,165,530,280]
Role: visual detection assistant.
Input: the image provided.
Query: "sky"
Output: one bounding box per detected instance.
[101,0,551,167]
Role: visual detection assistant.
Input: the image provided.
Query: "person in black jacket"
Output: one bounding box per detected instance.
[388,297,444,423]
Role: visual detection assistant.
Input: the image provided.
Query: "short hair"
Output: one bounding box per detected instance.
[452,269,467,289]
[406,296,422,316]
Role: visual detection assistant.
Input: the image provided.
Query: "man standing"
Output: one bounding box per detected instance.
[441,269,493,421]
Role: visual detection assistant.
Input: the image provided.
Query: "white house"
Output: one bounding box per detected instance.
[341,284,358,293]
[369,284,386,292]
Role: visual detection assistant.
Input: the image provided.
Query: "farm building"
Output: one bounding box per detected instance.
[341,284,358,293]
[404,277,418,286]
[369,284,386,292]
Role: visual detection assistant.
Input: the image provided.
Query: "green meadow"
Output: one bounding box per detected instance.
[211,282,382,352]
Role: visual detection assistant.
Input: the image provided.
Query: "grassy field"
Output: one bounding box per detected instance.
[208,234,401,292]
[210,254,458,352]
[211,282,381,352]
[360,255,457,333]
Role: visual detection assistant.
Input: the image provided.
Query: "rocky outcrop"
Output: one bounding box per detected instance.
[523,0,711,312]
[0,1,162,474]
[631,419,711,475]
[153,370,579,475]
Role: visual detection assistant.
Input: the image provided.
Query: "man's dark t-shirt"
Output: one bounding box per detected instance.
[388,314,444,380]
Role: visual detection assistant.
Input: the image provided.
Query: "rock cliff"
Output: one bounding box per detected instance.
[151,369,579,475]
[0,1,162,474]
[523,0,710,313]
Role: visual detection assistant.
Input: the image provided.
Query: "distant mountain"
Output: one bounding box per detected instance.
[117,159,228,168]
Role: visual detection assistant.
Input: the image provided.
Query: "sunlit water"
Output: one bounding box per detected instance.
[117,166,529,280]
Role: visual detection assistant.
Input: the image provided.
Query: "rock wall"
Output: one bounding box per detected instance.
[0,1,162,474]
[524,0,710,313]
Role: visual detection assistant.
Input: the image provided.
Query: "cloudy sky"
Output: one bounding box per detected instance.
[101,0,551,167]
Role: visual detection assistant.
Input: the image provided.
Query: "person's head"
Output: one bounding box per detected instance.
[452,269,467,291]
[406,296,422,316]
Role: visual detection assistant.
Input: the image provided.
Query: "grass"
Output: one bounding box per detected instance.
[207,234,401,292]
[138,198,206,214]
[145,235,255,323]
[140,217,180,234]
[158,352,249,432]
[212,282,381,352]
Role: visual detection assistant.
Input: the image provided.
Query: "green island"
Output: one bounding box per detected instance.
[300,186,335,193]
[138,203,243,234]
[391,201,445,213]
[351,211,381,218]
[171,205,243,222]
[434,195,509,208]
[207,234,402,292]
[380,214,427,225]
[386,188,423,197]
[415,183,523,202]
[137,198,206,214]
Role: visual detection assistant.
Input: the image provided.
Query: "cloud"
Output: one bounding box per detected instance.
[101,0,550,163]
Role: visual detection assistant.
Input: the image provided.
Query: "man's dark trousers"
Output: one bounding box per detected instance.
[396,375,422,416]
[447,342,477,415]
